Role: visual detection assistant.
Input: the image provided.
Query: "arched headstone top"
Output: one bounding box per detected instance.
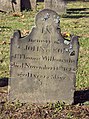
[35,9,60,28]
[9,9,79,104]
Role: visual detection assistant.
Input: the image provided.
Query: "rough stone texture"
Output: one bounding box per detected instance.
[0,0,36,12]
[9,9,79,104]
[0,0,20,12]
[45,0,67,14]
[30,0,36,10]
[13,0,20,12]
[0,0,12,12]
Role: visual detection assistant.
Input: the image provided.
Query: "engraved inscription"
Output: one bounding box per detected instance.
[11,54,75,63]
[17,72,66,81]
[9,9,79,104]
[11,62,76,72]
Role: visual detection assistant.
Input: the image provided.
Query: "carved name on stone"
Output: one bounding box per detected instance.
[9,9,79,104]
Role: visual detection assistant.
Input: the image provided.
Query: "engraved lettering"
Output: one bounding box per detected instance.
[11,62,76,72]
[17,72,66,81]
[10,9,79,104]
[42,56,75,63]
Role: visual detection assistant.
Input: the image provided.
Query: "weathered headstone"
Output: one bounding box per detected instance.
[45,0,67,14]
[0,0,20,12]
[0,0,11,12]
[30,0,36,10]
[0,0,36,12]
[9,9,79,104]
[21,0,37,11]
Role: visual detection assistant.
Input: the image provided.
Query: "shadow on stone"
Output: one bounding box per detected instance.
[0,77,89,104]
[64,7,89,18]
[0,78,8,87]
[74,89,89,104]
[67,8,88,11]
[63,15,89,18]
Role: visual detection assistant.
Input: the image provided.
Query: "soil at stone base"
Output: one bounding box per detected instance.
[0,86,89,119]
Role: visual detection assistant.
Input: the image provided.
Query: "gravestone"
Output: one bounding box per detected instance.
[30,0,36,10]
[45,0,67,14]
[0,0,36,12]
[9,9,79,104]
[0,0,20,12]
[0,0,12,12]
[21,0,36,11]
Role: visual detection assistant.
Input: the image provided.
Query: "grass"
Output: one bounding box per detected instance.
[0,1,89,119]
[0,1,89,89]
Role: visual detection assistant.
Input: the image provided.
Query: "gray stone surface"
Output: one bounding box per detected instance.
[0,0,36,12]
[0,0,12,12]
[9,9,79,104]
[0,0,20,12]
[30,0,36,10]
[45,0,67,14]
